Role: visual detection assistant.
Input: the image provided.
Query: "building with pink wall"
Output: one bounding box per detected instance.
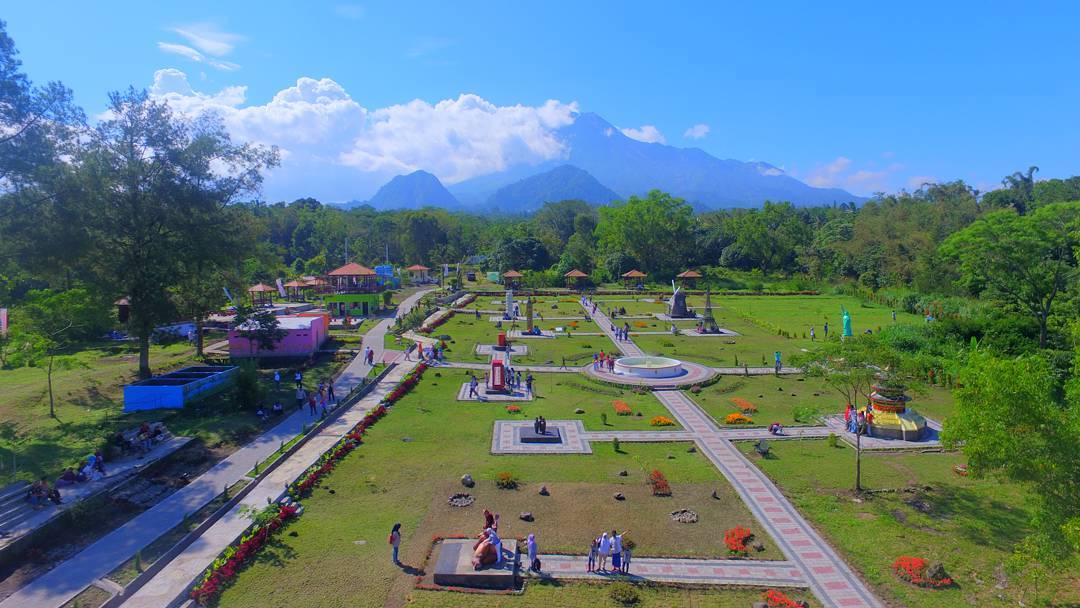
[228,315,327,358]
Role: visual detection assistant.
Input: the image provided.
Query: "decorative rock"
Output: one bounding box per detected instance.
[686,446,697,453]
[448,493,475,507]
[927,562,948,581]
[519,512,534,522]
[753,602,768,608]
[328,488,336,494]
[574,408,585,414]
[790,393,796,397]
[752,541,765,552]
[617,470,628,477]
[670,509,698,523]
[711,489,720,500]
[667,453,675,459]
[539,485,549,496]
[777,387,783,391]
[614,492,626,501]
[758,395,764,398]
[402,436,413,442]
[288,530,299,537]
[461,474,475,488]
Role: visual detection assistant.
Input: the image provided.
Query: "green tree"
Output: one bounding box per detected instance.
[943,351,1079,563]
[595,190,694,278]
[76,89,278,377]
[940,203,1080,348]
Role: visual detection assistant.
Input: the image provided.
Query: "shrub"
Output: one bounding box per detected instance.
[730,397,757,413]
[689,384,702,394]
[724,526,753,555]
[495,471,518,489]
[792,404,822,423]
[650,415,675,427]
[600,412,609,425]
[609,582,640,605]
[648,469,671,496]
[505,405,521,414]
[892,556,953,588]
[827,432,839,448]
[762,589,801,608]
[725,413,754,425]
[613,400,632,415]
[612,437,621,453]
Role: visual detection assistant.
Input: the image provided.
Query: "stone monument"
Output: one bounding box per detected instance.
[699,289,720,333]
[503,288,514,321]
[865,380,927,440]
[841,306,853,339]
[668,280,694,319]
[526,297,534,332]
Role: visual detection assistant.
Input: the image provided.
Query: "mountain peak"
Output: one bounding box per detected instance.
[486,164,620,212]
[368,170,458,209]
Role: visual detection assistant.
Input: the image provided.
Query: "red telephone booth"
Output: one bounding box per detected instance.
[497,331,507,348]
[490,359,506,392]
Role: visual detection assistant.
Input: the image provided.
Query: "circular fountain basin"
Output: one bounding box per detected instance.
[614,356,685,379]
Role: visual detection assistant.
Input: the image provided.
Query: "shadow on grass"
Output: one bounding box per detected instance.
[921,485,1030,552]
[253,537,298,568]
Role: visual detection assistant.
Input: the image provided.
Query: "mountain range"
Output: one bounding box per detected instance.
[352,112,861,211]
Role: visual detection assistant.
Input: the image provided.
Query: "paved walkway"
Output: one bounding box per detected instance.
[536,554,807,587]
[584,301,643,356]
[713,366,802,375]
[1,290,433,608]
[440,361,580,373]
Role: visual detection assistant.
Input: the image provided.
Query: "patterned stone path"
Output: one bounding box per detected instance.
[712,366,803,375]
[536,554,807,587]
[584,301,643,356]
[580,430,697,442]
[456,383,533,402]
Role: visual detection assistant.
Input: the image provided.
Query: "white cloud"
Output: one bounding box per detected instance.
[906,175,937,189]
[334,4,366,19]
[803,156,903,194]
[146,69,580,200]
[157,42,239,71]
[170,23,243,56]
[683,123,710,139]
[620,125,666,144]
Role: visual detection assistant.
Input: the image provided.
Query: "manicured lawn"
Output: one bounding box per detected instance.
[216,374,782,608]
[0,340,349,481]
[435,315,614,365]
[717,295,922,335]
[406,583,816,607]
[737,441,1080,608]
[688,375,956,428]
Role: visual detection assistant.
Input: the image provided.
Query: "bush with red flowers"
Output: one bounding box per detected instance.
[648,469,672,496]
[724,526,754,556]
[419,310,454,334]
[762,589,802,608]
[892,556,953,588]
[189,503,299,605]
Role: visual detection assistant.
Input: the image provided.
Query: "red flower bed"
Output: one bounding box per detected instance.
[612,400,632,415]
[892,556,952,588]
[190,503,299,605]
[762,589,801,608]
[648,469,671,496]
[419,310,454,334]
[724,526,753,556]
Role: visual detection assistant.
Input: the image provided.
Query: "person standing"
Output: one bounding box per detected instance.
[622,539,632,574]
[296,386,307,410]
[327,379,336,402]
[892,310,897,322]
[587,537,598,572]
[273,371,281,389]
[774,351,782,374]
[597,532,611,572]
[824,322,829,338]
[389,523,402,564]
[469,374,479,398]
[308,394,318,416]
[526,373,534,396]
[527,533,540,572]
[610,529,625,572]
[294,370,303,389]
[810,326,815,341]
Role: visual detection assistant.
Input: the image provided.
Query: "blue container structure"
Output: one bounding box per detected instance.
[123,365,238,412]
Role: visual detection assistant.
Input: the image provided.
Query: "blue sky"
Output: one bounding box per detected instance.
[5,1,1079,202]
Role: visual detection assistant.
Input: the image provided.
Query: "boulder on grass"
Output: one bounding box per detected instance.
[614,492,626,501]
[538,485,549,496]
[461,474,475,488]
[519,512,534,522]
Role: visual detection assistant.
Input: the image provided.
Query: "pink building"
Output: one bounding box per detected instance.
[228,315,328,358]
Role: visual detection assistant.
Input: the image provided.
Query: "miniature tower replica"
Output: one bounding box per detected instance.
[490,358,507,393]
[700,289,720,333]
[526,298,534,332]
[668,281,694,318]
[503,288,514,320]
[865,379,927,441]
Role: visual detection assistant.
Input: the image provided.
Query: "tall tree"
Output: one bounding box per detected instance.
[76,89,277,377]
[940,203,1080,348]
[595,190,695,278]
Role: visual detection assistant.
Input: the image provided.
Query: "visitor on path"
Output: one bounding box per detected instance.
[56,468,79,486]
[621,539,632,574]
[515,370,522,388]
[319,396,328,417]
[272,402,284,416]
[769,422,784,435]
[810,327,815,341]
[389,523,402,564]
[294,370,303,389]
[327,379,336,402]
[296,386,307,410]
[308,394,318,416]
[610,529,625,572]
[475,308,481,319]
[597,532,611,572]
[892,310,897,322]
[587,537,598,572]
[526,373,534,395]
[527,534,540,572]
[865,410,874,436]
[824,322,829,337]
[856,411,866,435]
[318,381,326,400]
[255,405,269,421]
[274,371,281,389]
[774,351,782,374]
[469,374,479,398]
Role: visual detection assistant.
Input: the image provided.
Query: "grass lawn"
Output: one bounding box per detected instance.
[406,582,816,607]
[688,375,957,428]
[737,441,1080,608]
[216,374,783,608]
[435,315,614,365]
[0,340,350,482]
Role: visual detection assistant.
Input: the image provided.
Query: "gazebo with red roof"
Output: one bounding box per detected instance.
[564,269,588,289]
[282,279,307,301]
[406,264,431,284]
[621,269,646,289]
[502,270,523,288]
[676,269,702,288]
[247,283,275,306]
[327,262,378,293]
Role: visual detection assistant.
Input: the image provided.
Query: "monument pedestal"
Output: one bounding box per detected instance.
[433,539,518,589]
[518,427,563,444]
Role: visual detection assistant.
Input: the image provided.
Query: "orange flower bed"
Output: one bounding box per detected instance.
[724,526,753,555]
[612,400,632,416]
[892,556,953,588]
[650,415,675,427]
[568,321,579,328]
[633,321,648,328]
[648,469,672,496]
[730,397,757,413]
[506,405,521,414]
[725,412,754,425]
[761,589,801,608]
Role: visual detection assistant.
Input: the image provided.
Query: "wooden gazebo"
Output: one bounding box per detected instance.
[327,262,378,293]
[302,276,330,295]
[283,279,307,301]
[564,269,588,289]
[502,270,523,288]
[247,283,275,306]
[676,269,702,288]
[406,264,430,283]
[621,269,646,289]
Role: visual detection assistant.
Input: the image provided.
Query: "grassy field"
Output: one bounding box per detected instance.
[0,340,349,481]
[434,315,614,365]
[738,441,1080,608]
[687,375,956,428]
[405,583,816,607]
[216,374,783,608]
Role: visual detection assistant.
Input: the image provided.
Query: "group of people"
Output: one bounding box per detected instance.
[408,341,445,363]
[593,351,617,373]
[388,510,542,574]
[294,377,337,418]
[843,403,874,436]
[532,416,548,435]
[26,477,62,507]
[609,322,631,342]
[580,295,598,316]
[587,529,631,574]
